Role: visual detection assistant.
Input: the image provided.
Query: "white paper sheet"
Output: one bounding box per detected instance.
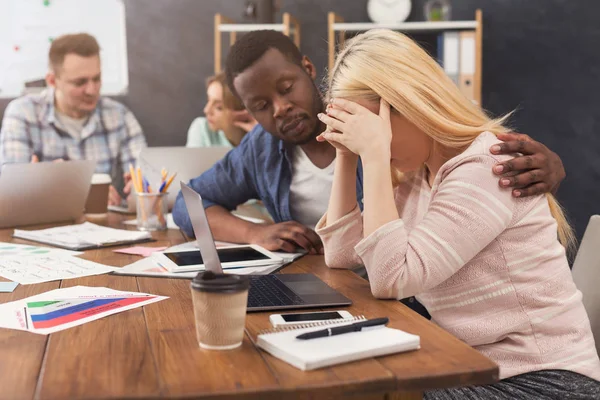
[0,255,119,284]
[0,242,82,257]
[0,282,18,292]
[0,286,168,335]
[113,257,197,278]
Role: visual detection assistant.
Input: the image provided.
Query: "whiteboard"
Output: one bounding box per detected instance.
[0,0,128,98]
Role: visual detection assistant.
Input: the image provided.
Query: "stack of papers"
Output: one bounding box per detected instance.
[0,286,167,334]
[13,222,152,250]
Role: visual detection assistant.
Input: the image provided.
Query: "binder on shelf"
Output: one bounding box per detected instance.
[459,30,476,103]
[442,31,460,86]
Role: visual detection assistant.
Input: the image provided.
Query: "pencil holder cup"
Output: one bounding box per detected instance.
[136,192,168,231]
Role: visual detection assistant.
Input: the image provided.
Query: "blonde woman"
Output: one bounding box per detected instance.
[186,73,257,148]
[316,29,600,399]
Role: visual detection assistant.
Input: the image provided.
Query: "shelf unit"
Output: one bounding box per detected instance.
[214,12,301,73]
[328,9,483,104]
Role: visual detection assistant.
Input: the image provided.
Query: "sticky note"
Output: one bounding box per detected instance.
[0,282,19,293]
[113,246,167,257]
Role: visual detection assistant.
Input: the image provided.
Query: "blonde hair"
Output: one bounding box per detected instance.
[49,33,100,74]
[328,29,574,252]
[206,73,245,111]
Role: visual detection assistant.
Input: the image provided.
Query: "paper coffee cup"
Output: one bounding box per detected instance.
[85,173,111,214]
[191,271,249,350]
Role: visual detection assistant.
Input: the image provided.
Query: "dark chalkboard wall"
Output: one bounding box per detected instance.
[1,0,598,243]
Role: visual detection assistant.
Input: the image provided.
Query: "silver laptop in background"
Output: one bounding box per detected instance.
[0,160,96,228]
[139,146,231,209]
[180,182,352,312]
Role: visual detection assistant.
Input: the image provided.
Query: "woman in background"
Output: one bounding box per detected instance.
[316,29,600,399]
[186,72,257,148]
[187,73,270,222]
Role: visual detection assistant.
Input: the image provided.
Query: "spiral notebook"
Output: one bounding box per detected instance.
[256,318,420,371]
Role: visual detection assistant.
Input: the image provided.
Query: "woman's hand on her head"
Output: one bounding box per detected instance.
[316,123,356,158]
[490,132,566,197]
[317,98,392,161]
[231,109,258,133]
[316,103,351,154]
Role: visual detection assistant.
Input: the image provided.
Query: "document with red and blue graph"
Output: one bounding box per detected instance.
[0,286,167,335]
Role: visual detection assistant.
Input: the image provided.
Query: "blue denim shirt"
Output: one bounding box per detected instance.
[172,124,364,237]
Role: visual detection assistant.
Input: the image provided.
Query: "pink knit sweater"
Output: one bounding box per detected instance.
[316,132,600,380]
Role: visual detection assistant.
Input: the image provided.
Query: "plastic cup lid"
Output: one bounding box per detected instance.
[191,271,250,293]
[91,173,112,185]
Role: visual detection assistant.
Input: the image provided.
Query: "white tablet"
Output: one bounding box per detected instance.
[152,244,282,273]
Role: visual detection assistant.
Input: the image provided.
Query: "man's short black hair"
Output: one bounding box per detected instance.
[225,30,303,96]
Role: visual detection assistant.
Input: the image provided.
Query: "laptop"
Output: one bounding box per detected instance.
[138,146,231,209]
[180,182,352,312]
[0,160,96,228]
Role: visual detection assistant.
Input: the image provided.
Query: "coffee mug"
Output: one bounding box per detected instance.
[85,173,111,214]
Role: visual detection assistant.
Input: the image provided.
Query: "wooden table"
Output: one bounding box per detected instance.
[0,213,499,399]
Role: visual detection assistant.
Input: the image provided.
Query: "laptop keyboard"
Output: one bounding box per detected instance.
[248,275,305,308]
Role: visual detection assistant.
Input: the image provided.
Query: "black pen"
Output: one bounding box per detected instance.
[296,317,389,340]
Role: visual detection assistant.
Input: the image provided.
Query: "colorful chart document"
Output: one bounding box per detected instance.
[26,297,155,330]
[0,286,167,335]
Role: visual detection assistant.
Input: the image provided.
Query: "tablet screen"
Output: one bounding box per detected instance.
[164,247,270,266]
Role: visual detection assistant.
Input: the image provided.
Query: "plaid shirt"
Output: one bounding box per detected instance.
[0,89,147,189]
